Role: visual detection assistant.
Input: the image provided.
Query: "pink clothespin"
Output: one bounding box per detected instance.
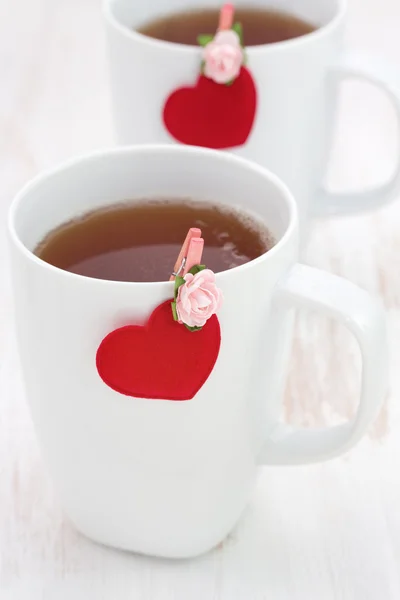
[218,3,235,31]
[170,227,205,281]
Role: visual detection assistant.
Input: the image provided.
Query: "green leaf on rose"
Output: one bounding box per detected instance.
[185,324,203,332]
[232,22,244,46]
[188,264,207,276]
[171,301,178,322]
[197,34,214,47]
[174,275,185,299]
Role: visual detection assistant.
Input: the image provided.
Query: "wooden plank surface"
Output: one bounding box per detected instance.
[1,0,400,598]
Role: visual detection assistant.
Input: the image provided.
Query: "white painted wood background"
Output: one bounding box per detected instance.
[1,0,400,598]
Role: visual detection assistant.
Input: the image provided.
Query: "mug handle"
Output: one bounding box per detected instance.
[315,53,400,217]
[257,264,388,465]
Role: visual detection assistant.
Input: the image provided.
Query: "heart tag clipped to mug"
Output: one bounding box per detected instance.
[96,228,223,401]
[162,4,257,149]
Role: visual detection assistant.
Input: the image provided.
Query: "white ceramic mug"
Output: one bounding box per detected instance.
[9,145,387,559]
[104,0,400,238]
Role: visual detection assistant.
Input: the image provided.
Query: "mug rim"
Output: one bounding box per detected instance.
[103,0,347,54]
[8,144,298,288]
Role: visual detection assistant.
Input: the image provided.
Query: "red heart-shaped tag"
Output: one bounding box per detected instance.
[163,67,257,149]
[96,301,221,401]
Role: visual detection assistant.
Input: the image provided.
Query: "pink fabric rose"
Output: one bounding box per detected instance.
[203,30,243,84]
[176,269,223,328]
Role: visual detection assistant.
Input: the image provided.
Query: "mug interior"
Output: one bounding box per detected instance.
[10,146,295,262]
[107,0,344,39]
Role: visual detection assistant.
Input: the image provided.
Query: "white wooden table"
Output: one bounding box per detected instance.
[1,0,400,598]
